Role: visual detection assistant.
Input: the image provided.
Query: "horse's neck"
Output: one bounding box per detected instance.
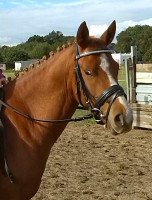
[4,47,77,163]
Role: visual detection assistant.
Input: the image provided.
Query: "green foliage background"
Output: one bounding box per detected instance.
[0,31,74,69]
[115,25,152,63]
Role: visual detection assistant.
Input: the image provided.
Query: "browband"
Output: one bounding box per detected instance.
[75,49,115,60]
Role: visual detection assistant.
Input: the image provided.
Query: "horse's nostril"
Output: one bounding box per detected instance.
[114,114,124,126]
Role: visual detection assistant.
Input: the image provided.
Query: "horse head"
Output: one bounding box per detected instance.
[74,21,133,134]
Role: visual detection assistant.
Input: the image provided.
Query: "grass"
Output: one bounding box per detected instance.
[118,65,127,92]
[73,107,95,124]
[4,69,16,79]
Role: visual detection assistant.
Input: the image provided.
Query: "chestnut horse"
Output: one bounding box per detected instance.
[0,21,133,199]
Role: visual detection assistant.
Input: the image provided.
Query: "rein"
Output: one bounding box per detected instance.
[0,100,93,123]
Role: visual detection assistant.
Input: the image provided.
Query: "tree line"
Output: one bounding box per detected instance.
[0,24,152,69]
[114,24,152,63]
[0,31,74,69]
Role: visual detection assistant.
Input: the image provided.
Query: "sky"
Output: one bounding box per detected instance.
[0,0,152,46]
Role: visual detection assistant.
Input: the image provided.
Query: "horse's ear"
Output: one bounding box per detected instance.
[100,20,116,45]
[76,21,89,48]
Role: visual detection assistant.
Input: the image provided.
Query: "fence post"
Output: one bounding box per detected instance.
[130,46,137,103]
[125,58,130,102]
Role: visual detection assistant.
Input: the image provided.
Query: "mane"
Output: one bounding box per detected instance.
[14,41,74,80]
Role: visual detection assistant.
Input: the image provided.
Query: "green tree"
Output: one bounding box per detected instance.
[0,30,75,67]
[115,31,132,53]
[1,48,29,64]
[27,35,44,43]
[29,42,51,59]
[0,49,3,62]
[115,25,152,62]
[44,31,63,45]
[143,46,152,63]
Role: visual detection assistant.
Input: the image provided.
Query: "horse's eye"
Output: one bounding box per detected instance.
[85,70,92,76]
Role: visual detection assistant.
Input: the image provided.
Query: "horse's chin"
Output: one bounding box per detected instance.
[106,121,132,135]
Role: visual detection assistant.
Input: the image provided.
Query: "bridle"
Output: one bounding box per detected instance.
[75,44,127,125]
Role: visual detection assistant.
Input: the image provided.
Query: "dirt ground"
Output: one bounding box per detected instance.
[32,122,152,200]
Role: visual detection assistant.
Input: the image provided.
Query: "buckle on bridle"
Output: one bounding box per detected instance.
[91,108,105,124]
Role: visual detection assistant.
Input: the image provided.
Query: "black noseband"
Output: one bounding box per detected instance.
[92,85,127,124]
[94,84,127,109]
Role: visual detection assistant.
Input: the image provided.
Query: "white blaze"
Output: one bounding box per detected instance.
[100,54,117,86]
[100,54,133,124]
